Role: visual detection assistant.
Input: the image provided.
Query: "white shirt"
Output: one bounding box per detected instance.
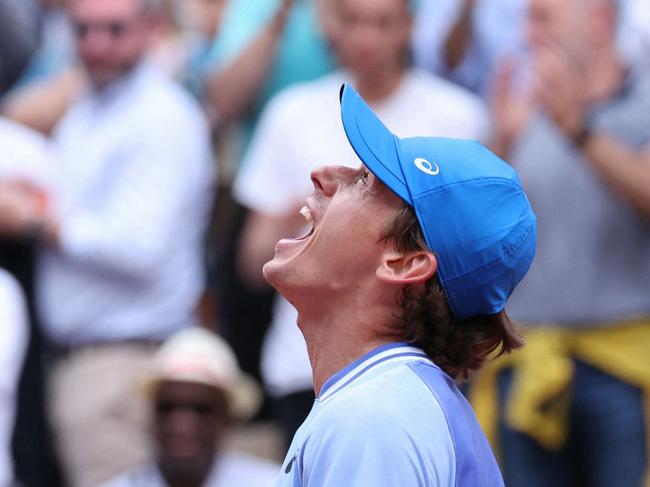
[234,70,488,396]
[100,451,280,487]
[620,0,650,65]
[39,63,216,345]
[0,269,29,486]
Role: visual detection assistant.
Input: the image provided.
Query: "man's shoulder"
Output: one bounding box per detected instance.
[318,361,452,433]
[133,66,206,124]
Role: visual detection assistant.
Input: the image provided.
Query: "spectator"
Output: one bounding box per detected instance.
[470,0,650,485]
[0,269,28,486]
[233,0,489,447]
[206,0,334,132]
[412,0,527,96]
[100,327,279,487]
[0,31,63,486]
[1,0,216,485]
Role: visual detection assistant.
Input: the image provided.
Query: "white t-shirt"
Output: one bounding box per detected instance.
[234,70,488,396]
[0,269,29,486]
[100,451,280,487]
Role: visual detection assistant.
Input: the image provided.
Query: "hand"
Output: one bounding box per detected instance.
[0,180,49,237]
[489,56,533,157]
[532,42,588,139]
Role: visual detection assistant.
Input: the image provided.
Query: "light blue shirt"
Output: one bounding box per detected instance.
[276,342,503,486]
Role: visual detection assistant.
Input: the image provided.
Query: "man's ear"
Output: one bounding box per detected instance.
[376,249,437,285]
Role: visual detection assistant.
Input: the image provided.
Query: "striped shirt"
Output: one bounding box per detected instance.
[276,342,503,487]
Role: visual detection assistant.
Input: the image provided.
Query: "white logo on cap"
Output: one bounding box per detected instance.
[414,158,440,176]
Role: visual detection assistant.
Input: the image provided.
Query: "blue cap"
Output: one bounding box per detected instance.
[339,84,536,319]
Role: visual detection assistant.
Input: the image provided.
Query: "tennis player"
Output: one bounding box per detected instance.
[264,84,536,486]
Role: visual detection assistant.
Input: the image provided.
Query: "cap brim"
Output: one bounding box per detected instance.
[339,84,411,204]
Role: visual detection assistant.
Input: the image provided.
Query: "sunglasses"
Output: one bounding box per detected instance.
[73,19,136,39]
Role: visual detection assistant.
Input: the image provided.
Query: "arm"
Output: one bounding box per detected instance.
[48,114,215,280]
[442,0,477,70]
[532,44,650,219]
[487,57,533,158]
[579,137,650,219]
[1,68,85,136]
[206,0,292,123]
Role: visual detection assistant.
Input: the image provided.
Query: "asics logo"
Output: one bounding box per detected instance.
[414,158,440,176]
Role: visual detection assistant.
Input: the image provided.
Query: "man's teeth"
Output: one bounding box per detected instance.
[299,205,313,223]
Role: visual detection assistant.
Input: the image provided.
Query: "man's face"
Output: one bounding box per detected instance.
[70,0,152,88]
[263,164,405,307]
[527,0,589,56]
[153,381,229,478]
[335,0,411,77]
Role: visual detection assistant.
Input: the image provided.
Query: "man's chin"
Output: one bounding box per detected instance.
[262,259,281,289]
[262,258,297,300]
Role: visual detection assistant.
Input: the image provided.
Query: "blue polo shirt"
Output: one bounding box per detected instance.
[276,342,503,486]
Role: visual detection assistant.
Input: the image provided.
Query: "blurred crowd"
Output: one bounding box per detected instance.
[0,0,649,486]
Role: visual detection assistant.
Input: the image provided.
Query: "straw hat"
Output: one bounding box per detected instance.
[145,327,261,420]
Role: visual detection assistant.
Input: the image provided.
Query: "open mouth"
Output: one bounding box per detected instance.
[294,205,315,241]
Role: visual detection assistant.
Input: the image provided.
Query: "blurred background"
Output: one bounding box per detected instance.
[0,0,649,485]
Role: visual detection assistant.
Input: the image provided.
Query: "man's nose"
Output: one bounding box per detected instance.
[311,165,346,196]
[79,28,114,53]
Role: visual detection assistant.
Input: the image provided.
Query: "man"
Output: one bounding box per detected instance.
[472,0,650,485]
[100,327,279,487]
[263,83,536,485]
[4,0,216,485]
[233,0,488,447]
[0,28,63,485]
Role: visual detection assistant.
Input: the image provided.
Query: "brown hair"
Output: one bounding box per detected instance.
[380,206,524,381]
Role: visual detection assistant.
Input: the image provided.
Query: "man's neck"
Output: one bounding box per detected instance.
[354,64,407,104]
[297,303,401,395]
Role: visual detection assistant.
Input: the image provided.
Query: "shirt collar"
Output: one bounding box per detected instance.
[318,341,430,402]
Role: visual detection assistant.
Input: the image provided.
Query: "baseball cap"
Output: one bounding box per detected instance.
[144,327,261,420]
[339,84,536,319]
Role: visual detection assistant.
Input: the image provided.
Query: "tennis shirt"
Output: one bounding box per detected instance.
[276,342,503,487]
